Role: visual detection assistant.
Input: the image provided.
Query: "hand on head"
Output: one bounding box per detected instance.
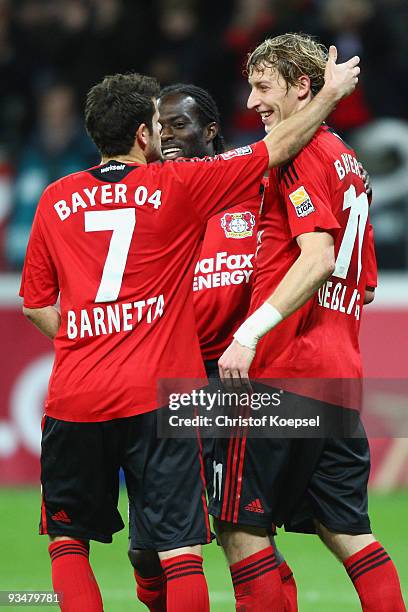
[324,45,361,100]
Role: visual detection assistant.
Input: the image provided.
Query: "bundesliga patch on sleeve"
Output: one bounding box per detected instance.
[288,186,315,217]
[220,145,253,161]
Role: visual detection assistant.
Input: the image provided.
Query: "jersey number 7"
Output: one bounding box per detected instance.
[85,209,136,302]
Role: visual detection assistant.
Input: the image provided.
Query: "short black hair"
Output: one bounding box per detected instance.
[85,73,160,158]
[159,84,225,154]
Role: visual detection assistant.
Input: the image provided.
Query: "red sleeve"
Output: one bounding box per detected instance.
[20,207,59,308]
[169,141,269,222]
[276,146,340,239]
[366,222,378,288]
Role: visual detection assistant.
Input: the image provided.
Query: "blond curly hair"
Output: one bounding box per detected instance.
[246,33,328,95]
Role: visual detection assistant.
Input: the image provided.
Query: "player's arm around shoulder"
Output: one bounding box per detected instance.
[22,305,61,340]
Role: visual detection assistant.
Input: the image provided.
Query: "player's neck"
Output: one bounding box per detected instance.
[291,94,313,117]
[101,153,147,166]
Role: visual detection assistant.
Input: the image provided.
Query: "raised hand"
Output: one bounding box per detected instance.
[324,45,360,101]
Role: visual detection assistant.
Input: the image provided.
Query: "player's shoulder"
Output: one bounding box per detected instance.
[313,124,358,160]
[293,124,354,160]
[311,125,362,184]
[158,155,215,177]
[39,167,92,203]
[270,129,327,186]
[41,161,149,199]
[158,152,228,176]
[279,125,357,180]
[153,152,227,188]
[165,142,265,169]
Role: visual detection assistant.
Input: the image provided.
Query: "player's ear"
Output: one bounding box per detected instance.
[205,122,219,145]
[297,75,312,100]
[136,123,149,150]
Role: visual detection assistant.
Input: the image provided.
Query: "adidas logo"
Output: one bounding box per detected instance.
[244,498,265,514]
[51,510,71,523]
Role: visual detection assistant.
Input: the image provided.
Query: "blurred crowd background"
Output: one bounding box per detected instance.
[0,0,408,271]
[0,0,407,493]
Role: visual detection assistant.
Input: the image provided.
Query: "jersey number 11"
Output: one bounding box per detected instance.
[333,184,369,284]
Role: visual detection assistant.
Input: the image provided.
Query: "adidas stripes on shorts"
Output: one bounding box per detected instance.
[40,413,213,549]
[208,417,371,535]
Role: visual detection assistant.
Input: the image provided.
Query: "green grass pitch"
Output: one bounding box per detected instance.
[1,488,407,610]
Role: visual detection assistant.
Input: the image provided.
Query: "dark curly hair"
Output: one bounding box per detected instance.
[85,73,160,157]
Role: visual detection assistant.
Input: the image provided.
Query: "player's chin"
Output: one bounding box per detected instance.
[264,118,279,133]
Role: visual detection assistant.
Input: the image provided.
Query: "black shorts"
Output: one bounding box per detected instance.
[40,411,212,550]
[201,359,220,501]
[208,415,371,535]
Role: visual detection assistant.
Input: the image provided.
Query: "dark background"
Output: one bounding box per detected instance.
[1,0,407,272]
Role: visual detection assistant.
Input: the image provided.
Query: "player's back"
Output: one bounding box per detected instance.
[313,125,371,337]
[21,142,269,420]
[250,125,373,379]
[24,161,206,421]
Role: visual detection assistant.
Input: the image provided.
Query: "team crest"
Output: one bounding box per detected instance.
[221,212,256,239]
[289,186,315,218]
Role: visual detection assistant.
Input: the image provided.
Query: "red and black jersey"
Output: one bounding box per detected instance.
[250,125,375,381]
[20,143,269,421]
[193,183,264,360]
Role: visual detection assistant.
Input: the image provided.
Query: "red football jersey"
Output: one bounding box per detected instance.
[20,142,268,421]
[193,187,263,360]
[249,125,374,381]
